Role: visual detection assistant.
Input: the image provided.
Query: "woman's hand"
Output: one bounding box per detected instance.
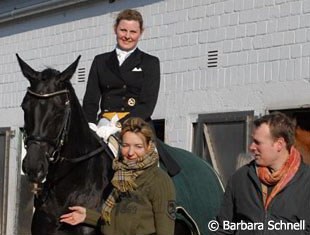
[59,206,86,225]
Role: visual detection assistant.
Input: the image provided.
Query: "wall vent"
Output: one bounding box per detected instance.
[77,67,86,83]
[207,50,218,68]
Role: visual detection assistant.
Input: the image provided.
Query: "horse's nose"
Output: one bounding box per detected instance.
[22,155,47,183]
[22,144,49,183]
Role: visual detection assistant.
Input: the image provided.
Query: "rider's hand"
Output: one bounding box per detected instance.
[59,206,86,225]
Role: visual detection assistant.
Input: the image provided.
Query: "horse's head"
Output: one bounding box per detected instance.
[17,54,81,183]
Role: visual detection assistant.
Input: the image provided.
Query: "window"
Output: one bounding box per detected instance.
[192,111,254,186]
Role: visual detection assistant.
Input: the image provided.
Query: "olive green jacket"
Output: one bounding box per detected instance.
[84,165,176,235]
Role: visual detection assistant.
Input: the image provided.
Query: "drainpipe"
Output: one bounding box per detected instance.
[0,0,106,24]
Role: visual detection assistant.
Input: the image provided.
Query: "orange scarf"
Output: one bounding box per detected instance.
[257,146,301,210]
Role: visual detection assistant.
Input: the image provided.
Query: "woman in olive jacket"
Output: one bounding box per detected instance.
[60,118,176,235]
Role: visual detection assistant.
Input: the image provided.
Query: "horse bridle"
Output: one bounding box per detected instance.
[23,88,71,163]
[23,88,110,164]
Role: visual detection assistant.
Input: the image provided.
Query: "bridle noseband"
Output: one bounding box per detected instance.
[23,88,71,163]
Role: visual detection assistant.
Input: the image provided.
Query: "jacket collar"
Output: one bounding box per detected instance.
[106,48,143,79]
[120,48,142,71]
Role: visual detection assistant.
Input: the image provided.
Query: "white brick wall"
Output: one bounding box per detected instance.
[1,0,310,233]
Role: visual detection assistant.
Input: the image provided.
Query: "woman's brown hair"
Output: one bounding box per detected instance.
[114,9,144,31]
[120,117,155,145]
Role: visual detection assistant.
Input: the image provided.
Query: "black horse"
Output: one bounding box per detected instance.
[18,54,114,235]
[18,54,224,235]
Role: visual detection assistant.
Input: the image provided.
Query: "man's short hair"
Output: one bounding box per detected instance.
[254,112,296,151]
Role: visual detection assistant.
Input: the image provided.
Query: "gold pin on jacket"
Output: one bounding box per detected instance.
[128,98,136,106]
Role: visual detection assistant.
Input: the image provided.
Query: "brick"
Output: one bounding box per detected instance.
[300,14,310,28]
[304,0,310,13]
[210,16,220,29]
[291,1,302,15]
[258,49,268,62]
[232,39,242,52]
[262,34,273,48]
[234,0,243,12]
[291,44,302,58]
[284,31,295,45]
[244,0,254,10]
[272,61,280,81]
[278,17,289,32]
[206,4,215,16]
[288,15,300,30]
[246,23,256,36]
[224,0,234,13]
[254,0,264,8]
[223,40,232,53]
[272,32,284,47]
[279,60,287,81]
[242,37,252,50]
[269,47,281,61]
[269,6,280,19]
[248,50,258,64]
[214,2,224,15]
[257,63,265,82]
[244,64,251,84]
[226,26,236,40]
[257,21,267,35]
[265,62,272,82]
[189,6,204,19]
[301,57,309,79]
[295,29,307,43]
[280,46,290,60]
[280,3,290,17]
[264,0,274,7]
[285,60,294,81]
[240,10,257,24]
[302,43,310,57]
[236,25,246,38]
[253,36,263,49]
[294,58,302,80]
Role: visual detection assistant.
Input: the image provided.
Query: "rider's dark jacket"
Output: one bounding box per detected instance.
[214,160,310,235]
[82,48,160,124]
[84,165,176,235]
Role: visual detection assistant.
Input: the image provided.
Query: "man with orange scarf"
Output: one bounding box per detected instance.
[213,112,310,235]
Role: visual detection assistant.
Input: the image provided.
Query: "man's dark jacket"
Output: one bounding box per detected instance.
[215,160,310,235]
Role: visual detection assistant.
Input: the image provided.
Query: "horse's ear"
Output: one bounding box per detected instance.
[16,53,39,81]
[59,55,81,82]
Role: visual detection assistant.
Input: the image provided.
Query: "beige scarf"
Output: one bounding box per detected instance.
[101,143,158,224]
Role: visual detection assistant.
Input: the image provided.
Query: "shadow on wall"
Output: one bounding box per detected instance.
[0,0,161,37]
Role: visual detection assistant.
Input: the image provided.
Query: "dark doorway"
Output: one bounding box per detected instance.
[192,111,254,186]
[270,108,310,165]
